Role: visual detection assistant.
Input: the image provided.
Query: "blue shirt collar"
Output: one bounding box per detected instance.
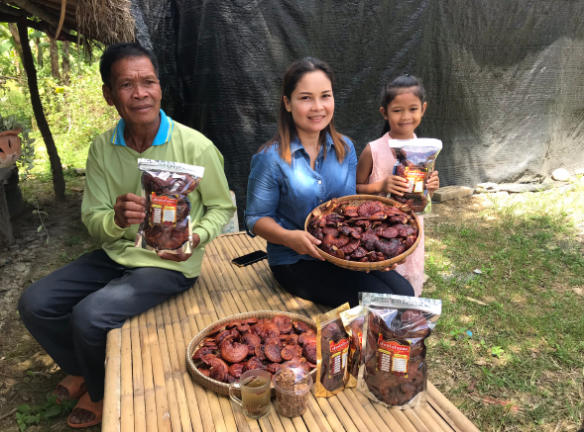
[290,133,335,155]
[111,109,174,147]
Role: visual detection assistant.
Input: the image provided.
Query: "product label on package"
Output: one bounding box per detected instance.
[377,334,410,376]
[329,338,350,376]
[151,193,178,225]
[403,167,427,193]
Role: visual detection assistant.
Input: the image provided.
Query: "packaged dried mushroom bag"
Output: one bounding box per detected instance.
[315,303,351,397]
[357,293,441,409]
[339,305,368,388]
[135,158,204,254]
[389,138,442,215]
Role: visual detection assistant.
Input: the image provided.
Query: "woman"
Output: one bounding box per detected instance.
[244,57,414,307]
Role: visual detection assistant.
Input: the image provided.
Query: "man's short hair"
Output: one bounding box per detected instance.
[100,43,160,88]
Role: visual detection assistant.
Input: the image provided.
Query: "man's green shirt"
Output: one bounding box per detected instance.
[81,111,236,278]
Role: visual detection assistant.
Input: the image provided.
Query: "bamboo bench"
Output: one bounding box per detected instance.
[102,232,481,432]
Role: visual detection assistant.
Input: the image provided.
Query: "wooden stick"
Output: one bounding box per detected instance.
[336,391,379,432]
[414,405,450,432]
[138,312,159,432]
[120,321,134,432]
[306,394,334,432]
[316,397,351,432]
[102,328,121,432]
[346,389,389,432]
[54,0,67,39]
[0,408,17,421]
[145,308,171,432]
[173,295,215,432]
[427,382,481,432]
[130,315,146,432]
[154,305,182,432]
[160,301,201,432]
[371,403,408,432]
[402,409,431,432]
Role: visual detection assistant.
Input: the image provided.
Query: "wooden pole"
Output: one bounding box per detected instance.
[62,40,70,85]
[16,20,66,201]
[0,182,13,248]
[49,36,60,79]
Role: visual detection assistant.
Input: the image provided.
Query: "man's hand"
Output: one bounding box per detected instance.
[156,233,200,262]
[114,193,146,228]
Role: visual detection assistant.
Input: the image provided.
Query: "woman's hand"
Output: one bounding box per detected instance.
[426,170,440,195]
[381,176,409,196]
[283,230,325,261]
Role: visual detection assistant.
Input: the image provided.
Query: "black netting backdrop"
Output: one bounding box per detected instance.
[131,0,584,224]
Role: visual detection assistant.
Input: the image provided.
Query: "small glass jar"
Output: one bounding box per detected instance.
[272,367,313,418]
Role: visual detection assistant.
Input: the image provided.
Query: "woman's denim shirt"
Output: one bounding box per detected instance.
[245,133,357,266]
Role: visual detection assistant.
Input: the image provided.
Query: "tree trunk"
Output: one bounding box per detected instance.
[62,41,70,85]
[35,37,43,67]
[17,21,66,201]
[49,36,60,80]
[7,23,24,75]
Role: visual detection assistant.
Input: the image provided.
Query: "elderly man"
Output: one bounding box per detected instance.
[18,43,235,428]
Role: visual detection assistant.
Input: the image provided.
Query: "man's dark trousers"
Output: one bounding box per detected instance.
[18,249,197,402]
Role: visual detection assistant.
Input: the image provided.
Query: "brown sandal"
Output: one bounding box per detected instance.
[67,393,103,428]
[53,375,87,404]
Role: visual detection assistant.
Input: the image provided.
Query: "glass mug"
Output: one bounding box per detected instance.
[229,370,272,419]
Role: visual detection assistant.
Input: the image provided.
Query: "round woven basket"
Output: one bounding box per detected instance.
[186,311,317,396]
[303,194,421,272]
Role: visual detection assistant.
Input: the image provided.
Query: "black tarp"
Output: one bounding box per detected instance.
[131,0,584,223]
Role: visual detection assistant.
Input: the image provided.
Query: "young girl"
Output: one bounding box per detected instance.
[356,75,440,296]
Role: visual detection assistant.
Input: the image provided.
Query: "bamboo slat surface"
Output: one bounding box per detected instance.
[102,232,480,432]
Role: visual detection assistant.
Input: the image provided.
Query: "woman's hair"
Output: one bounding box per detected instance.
[380,74,426,136]
[259,57,348,164]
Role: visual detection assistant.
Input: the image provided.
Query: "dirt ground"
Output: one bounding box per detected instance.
[0,179,101,432]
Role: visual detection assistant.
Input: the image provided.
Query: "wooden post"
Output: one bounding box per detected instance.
[35,36,43,68]
[62,41,70,85]
[49,36,60,79]
[0,167,14,248]
[17,20,66,201]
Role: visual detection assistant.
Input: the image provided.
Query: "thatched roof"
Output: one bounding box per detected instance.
[0,0,135,44]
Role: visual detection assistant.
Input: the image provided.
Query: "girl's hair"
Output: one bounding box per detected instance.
[380,74,426,136]
[259,57,349,164]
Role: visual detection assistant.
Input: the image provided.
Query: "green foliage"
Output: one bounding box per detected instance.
[15,395,76,431]
[0,30,118,179]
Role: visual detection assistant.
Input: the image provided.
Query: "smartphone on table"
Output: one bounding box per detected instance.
[231,250,268,267]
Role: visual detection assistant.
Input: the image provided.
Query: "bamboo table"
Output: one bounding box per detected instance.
[102,232,481,432]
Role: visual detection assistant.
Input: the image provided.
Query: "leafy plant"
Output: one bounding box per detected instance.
[15,395,76,431]
[491,346,505,358]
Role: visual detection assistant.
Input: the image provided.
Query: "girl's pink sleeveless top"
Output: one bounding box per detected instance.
[366,132,425,296]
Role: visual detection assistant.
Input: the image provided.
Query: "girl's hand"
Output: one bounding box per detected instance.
[284,230,325,261]
[382,175,409,196]
[368,258,406,273]
[426,170,440,194]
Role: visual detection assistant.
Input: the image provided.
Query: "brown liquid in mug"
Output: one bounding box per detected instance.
[240,376,271,418]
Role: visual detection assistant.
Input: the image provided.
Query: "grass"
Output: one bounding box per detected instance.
[424,181,584,431]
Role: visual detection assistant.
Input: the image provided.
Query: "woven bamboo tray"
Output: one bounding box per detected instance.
[186,310,317,396]
[304,194,421,272]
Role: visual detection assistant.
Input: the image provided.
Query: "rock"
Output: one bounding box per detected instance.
[575,168,584,177]
[475,182,498,193]
[75,168,86,176]
[552,168,570,182]
[432,185,473,202]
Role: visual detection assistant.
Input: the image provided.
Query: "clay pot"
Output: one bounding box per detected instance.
[0,128,22,169]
